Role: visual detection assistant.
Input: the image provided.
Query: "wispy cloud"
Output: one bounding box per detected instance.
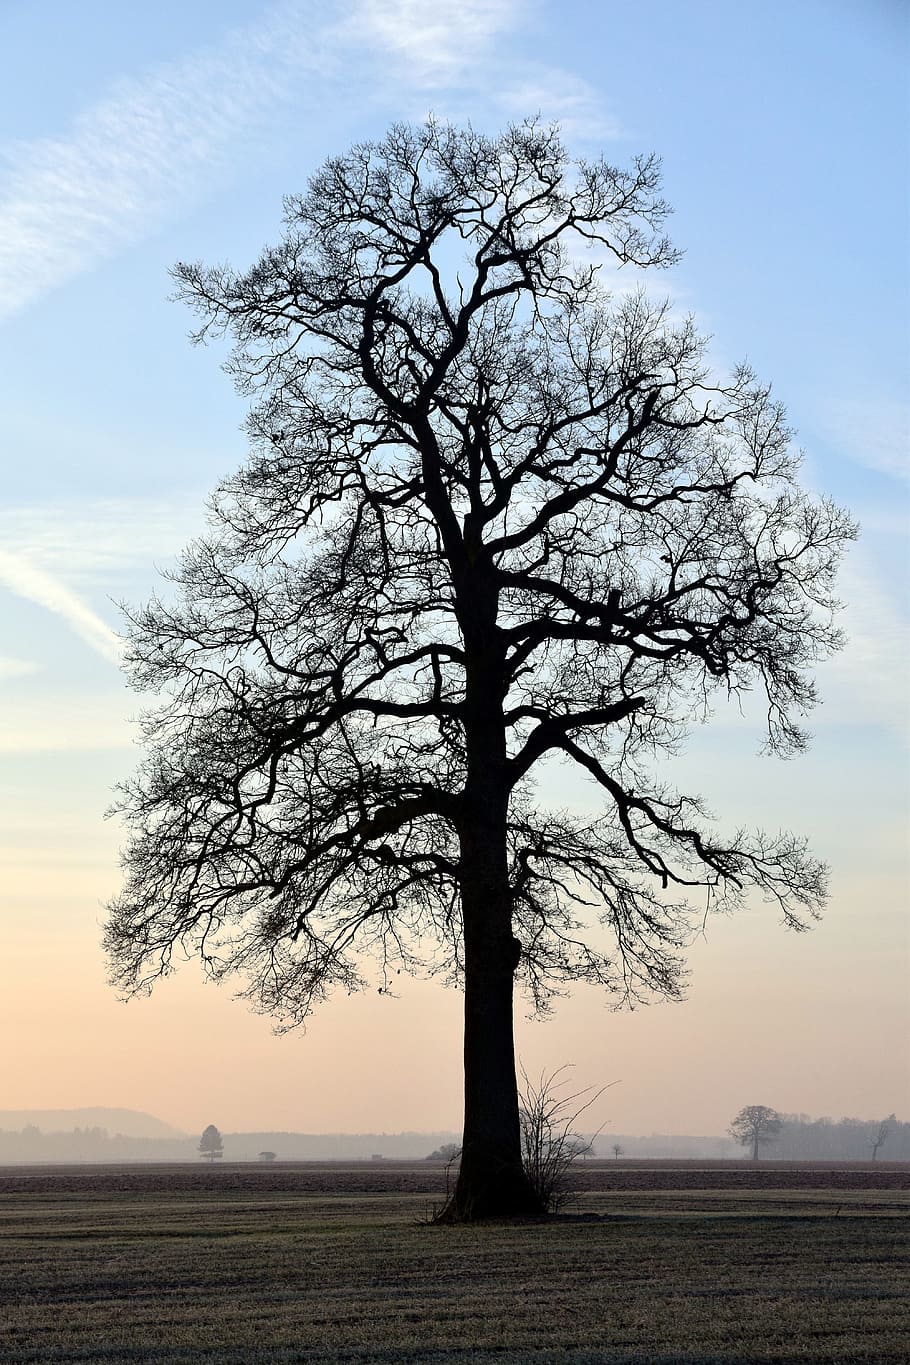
[0,496,210,669]
[346,0,615,140]
[0,656,40,681]
[0,0,621,322]
[0,498,202,583]
[0,548,121,664]
[494,69,623,141]
[818,552,910,742]
[345,0,521,86]
[0,0,333,321]
[820,395,909,483]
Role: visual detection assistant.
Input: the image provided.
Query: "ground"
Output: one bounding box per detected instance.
[0,1161,906,1363]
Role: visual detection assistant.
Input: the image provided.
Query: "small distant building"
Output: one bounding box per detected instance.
[370,1153,384,1161]
[258,1150,276,1162]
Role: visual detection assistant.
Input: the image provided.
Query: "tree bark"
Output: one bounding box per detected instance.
[435,600,545,1220]
[436,816,544,1220]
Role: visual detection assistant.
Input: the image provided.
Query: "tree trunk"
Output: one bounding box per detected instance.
[435,704,543,1216]
[436,819,545,1221]
[433,566,545,1221]
[752,1135,759,1161]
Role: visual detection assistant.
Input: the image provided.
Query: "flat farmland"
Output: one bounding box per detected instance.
[0,1162,906,1364]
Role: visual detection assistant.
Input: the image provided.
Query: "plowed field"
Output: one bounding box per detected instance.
[0,1161,906,1363]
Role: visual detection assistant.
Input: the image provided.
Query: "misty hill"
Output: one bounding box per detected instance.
[0,1108,186,1139]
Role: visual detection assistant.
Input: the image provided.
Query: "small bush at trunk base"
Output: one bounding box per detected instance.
[519,1066,611,1212]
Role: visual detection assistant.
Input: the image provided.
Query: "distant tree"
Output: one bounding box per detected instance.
[729,1105,782,1160]
[198,1124,224,1162]
[870,1116,894,1161]
[612,1143,624,1160]
[426,1143,462,1162]
[106,120,854,1221]
[258,1150,277,1162]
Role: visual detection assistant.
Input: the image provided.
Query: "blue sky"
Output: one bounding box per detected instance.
[0,0,907,1135]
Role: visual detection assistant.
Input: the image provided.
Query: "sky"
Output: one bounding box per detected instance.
[0,0,907,1141]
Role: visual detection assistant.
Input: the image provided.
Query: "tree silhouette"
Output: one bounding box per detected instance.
[870,1116,894,1160]
[426,1143,462,1162]
[729,1105,782,1160]
[198,1124,224,1162]
[106,121,854,1220]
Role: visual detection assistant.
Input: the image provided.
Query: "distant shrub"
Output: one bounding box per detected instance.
[426,1143,461,1162]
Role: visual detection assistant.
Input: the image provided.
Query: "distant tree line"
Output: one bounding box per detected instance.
[775,1113,907,1161]
[0,1125,461,1163]
[727,1107,908,1161]
[0,1126,195,1162]
[0,1114,905,1164]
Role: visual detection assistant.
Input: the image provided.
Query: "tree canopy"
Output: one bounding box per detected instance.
[729,1105,783,1160]
[106,121,854,1217]
[198,1124,224,1161]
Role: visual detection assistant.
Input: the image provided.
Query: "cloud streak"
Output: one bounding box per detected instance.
[821,396,910,484]
[347,1,614,139]
[493,69,623,141]
[345,0,521,87]
[0,0,333,321]
[0,498,202,582]
[0,496,210,670]
[0,0,621,322]
[0,656,39,681]
[821,554,910,742]
[0,548,122,664]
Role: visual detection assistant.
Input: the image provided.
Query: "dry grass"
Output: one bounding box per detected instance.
[0,1163,906,1363]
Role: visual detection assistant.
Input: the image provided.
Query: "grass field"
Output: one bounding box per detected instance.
[0,1162,906,1363]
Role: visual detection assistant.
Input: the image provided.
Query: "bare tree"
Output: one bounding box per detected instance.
[870,1116,893,1160]
[729,1105,782,1160]
[611,1143,624,1160]
[105,121,854,1220]
[198,1124,224,1162]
